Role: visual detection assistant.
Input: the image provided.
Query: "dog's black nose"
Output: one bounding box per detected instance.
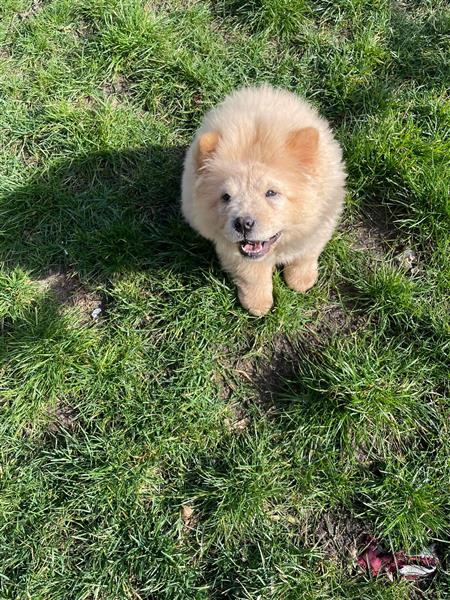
[234,216,255,234]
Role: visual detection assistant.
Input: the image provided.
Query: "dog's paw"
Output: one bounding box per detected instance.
[284,262,318,293]
[238,292,273,316]
[247,301,273,317]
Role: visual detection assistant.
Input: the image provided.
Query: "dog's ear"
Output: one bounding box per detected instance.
[287,127,319,170]
[196,131,220,169]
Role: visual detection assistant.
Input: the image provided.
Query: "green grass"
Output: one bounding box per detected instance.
[0,0,449,597]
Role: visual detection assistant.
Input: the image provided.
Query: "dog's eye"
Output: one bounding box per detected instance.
[222,193,231,202]
[265,189,277,197]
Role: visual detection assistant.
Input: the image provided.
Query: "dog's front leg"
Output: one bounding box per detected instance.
[217,246,274,316]
[233,260,274,316]
[284,255,319,293]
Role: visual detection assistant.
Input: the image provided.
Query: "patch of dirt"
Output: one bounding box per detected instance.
[191,92,204,110]
[346,218,422,280]
[354,442,375,468]
[77,95,96,109]
[144,0,166,11]
[180,503,198,534]
[19,144,40,168]
[73,21,94,40]
[224,402,250,433]
[102,75,132,106]
[268,507,369,570]
[36,271,78,303]
[17,0,43,20]
[71,289,101,316]
[350,220,389,259]
[309,509,369,569]
[47,402,78,434]
[309,299,366,338]
[144,0,197,12]
[36,271,102,319]
[217,335,309,417]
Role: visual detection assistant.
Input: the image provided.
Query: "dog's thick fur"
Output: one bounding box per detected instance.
[181,85,346,315]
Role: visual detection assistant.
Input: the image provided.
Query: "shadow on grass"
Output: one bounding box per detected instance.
[0,144,221,438]
[0,145,216,282]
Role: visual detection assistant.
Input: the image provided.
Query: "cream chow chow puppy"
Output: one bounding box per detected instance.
[181,85,346,316]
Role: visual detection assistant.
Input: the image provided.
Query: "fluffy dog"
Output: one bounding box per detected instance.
[181,85,346,315]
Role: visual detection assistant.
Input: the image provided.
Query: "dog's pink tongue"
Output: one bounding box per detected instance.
[243,242,263,253]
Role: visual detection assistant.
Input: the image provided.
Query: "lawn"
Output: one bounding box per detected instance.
[0,0,449,597]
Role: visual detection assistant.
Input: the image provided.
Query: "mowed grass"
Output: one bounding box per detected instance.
[0,0,449,597]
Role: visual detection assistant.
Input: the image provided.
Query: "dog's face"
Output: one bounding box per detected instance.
[194,128,319,259]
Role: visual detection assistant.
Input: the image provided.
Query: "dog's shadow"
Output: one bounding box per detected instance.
[1,145,218,285]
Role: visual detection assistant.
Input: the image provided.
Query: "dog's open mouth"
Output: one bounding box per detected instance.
[239,232,281,259]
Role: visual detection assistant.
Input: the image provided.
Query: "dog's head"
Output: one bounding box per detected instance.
[193,126,320,259]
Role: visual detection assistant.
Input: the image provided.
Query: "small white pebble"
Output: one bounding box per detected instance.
[91,307,102,320]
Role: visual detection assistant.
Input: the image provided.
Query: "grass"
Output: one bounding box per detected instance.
[0,0,449,597]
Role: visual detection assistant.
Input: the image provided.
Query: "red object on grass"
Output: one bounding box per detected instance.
[357,536,439,580]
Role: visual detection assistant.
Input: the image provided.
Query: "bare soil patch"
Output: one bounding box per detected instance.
[36,271,101,319]
[17,0,43,20]
[47,402,78,434]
